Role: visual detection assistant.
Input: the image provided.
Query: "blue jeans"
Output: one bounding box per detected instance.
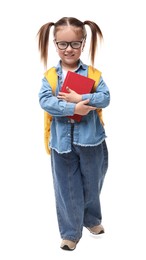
[51,140,108,241]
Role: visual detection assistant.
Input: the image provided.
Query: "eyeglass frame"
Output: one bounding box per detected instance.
[54,39,85,50]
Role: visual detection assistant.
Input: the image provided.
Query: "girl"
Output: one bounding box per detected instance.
[37,17,110,251]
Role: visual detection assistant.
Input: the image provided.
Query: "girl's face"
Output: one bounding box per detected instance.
[54,26,85,70]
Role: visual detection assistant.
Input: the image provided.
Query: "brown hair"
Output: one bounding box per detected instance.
[37,17,103,68]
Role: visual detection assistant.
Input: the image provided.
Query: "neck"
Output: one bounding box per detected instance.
[61,61,79,71]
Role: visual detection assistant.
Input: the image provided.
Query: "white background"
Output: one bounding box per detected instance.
[0,0,146,259]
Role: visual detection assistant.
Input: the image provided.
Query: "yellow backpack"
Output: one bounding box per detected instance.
[44,65,103,154]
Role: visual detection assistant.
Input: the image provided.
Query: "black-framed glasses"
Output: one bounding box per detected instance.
[55,40,83,50]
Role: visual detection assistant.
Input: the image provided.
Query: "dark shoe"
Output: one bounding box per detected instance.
[87,224,105,235]
[60,240,78,251]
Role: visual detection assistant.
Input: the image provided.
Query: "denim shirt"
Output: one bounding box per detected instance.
[38,60,110,154]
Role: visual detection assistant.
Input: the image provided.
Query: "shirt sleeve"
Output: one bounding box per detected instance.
[38,77,75,117]
[82,76,110,108]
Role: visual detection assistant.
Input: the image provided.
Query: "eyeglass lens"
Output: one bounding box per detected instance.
[56,41,82,50]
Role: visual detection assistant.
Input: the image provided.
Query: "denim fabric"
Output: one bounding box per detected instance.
[38,60,110,153]
[51,139,108,241]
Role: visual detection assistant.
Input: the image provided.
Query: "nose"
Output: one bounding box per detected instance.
[66,43,73,50]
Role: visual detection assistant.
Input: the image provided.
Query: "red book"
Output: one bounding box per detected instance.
[61,71,95,122]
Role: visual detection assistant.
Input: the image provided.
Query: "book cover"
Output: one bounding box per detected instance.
[61,71,95,122]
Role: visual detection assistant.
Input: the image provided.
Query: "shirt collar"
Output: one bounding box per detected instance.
[55,59,86,75]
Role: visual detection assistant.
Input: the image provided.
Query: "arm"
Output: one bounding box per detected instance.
[82,77,110,108]
[39,78,96,117]
[57,77,110,109]
[38,78,75,117]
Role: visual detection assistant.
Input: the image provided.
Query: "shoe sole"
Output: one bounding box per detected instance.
[87,227,105,235]
[60,240,79,251]
[61,245,76,251]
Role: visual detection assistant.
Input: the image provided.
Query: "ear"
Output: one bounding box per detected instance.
[53,39,58,52]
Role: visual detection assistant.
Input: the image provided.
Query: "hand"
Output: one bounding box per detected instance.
[57,87,82,103]
[74,99,96,115]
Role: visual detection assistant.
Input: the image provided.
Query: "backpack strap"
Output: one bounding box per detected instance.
[88,66,104,126]
[44,67,58,94]
[43,67,58,154]
[88,65,101,90]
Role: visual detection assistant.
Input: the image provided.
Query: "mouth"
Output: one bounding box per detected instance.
[64,53,74,57]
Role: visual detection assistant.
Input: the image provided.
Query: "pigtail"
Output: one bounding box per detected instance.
[37,22,54,68]
[84,20,103,66]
